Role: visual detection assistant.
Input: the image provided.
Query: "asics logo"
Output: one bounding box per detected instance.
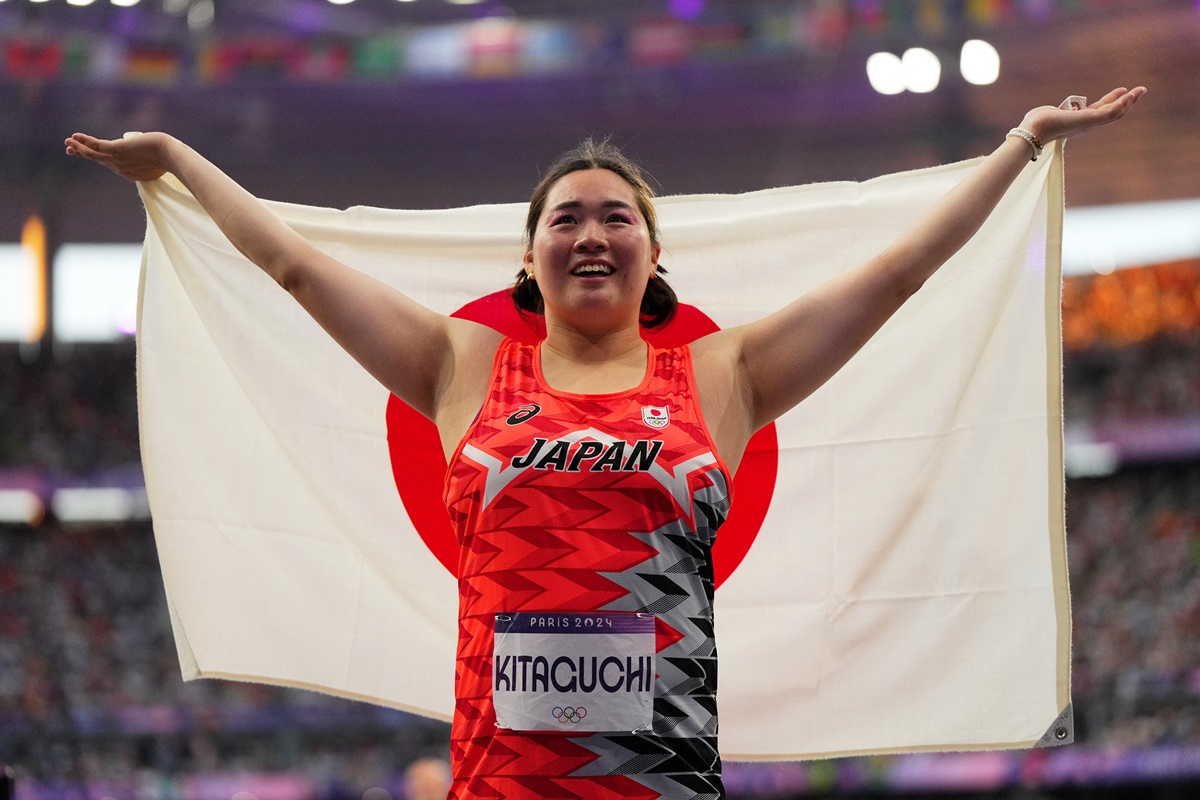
[506,403,541,425]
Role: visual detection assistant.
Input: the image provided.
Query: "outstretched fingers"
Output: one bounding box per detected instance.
[63,131,169,182]
[65,133,108,161]
[1094,86,1146,119]
[1088,87,1130,109]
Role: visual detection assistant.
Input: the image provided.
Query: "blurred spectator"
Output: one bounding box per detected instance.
[1064,333,1200,424]
[0,343,139,473]
[1067,464,1200,746]
[403,756,451,800]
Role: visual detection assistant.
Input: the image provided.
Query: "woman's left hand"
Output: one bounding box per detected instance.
[1020,86,1147,144]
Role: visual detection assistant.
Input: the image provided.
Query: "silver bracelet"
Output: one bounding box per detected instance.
[1007,127,1043,162]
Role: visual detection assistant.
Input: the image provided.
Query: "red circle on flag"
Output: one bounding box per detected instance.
[386,290,778,589]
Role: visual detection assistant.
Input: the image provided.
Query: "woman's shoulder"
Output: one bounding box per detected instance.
[446,317,507,352]
[685,326,743,367]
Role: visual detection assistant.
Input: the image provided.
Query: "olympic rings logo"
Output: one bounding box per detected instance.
[552,706,587,724]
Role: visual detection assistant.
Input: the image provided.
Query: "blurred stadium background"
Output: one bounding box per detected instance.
[2,0,1199,798]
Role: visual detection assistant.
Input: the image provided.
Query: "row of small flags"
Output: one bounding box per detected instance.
[2,0,1101,85]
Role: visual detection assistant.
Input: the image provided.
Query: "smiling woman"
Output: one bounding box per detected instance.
[512,137,677,330]
[64,84,1144,799]
[526,170,658,338]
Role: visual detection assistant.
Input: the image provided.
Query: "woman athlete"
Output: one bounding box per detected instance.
[67,85,1144,800]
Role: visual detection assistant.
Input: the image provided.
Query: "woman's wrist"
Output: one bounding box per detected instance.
[153,132,181,173]
[1006,127,1043,161]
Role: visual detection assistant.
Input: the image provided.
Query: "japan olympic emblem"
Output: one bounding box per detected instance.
[553,706,587,724]
[641,405,670,429]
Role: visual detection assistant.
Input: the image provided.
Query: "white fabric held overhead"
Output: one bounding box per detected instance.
[135,144,1069,760]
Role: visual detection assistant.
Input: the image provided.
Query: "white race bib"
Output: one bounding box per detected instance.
[493,611,655,733]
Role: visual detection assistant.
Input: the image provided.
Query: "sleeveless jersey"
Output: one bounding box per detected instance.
[443,337,733,800]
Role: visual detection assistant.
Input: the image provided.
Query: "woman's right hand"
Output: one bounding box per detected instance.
[64,131,173,182]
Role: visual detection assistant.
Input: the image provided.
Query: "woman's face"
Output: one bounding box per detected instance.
[524,168,660,332]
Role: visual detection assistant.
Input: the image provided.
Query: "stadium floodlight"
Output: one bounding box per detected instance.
[0,245,39,342]
[866,52,905,95]
[0,490,43,526]
[52,487,150,523]
[960,39,1000,85]
[188,0,214,28]
[901,47,941,93]
[53,244,140,342]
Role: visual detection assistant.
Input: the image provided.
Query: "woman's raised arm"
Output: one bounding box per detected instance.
[694,86,1145,465]
[65,132,500,438]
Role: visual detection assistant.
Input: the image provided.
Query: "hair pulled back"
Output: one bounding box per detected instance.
[512,138,677,330]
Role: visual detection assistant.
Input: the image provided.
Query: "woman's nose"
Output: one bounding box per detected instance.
[574,220,606,250]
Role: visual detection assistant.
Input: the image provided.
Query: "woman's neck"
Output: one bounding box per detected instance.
[543,320,644,362]
[539,323,648,394]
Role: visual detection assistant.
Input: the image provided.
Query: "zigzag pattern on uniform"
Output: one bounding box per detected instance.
[445,340,732,799]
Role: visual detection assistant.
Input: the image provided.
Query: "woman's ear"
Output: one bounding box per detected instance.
[523,249,535,278]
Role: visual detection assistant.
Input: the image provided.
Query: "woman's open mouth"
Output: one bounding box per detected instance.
[572,263,614,276]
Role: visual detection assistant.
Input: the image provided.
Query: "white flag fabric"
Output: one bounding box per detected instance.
[135,144,1069,760]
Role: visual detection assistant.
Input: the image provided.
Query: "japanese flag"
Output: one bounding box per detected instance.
[136,145,1069,759]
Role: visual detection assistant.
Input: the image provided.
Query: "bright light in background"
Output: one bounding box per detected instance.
[866,51,905,95]
[111,0,142,7]
[0,490,44,526]
[901,47,940,93]
[0,244,40,342]
[327,0,356,4]
[52,487,150,523]
[67,0,97,6]
[870,42,996,94]
[188,0,214,29]
[960,39,1000,85]
[21,216,47,343]
[1062,198,1200,275]
[867,49,941,94]
[53,244,142,341]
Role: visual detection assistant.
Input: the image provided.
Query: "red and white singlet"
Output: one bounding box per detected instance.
[444,337,733,800]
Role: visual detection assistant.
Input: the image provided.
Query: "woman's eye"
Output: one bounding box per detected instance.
[552,214,576,225]
[607,214,633,224]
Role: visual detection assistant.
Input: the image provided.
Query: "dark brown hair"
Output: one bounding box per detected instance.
[512,138,677,329]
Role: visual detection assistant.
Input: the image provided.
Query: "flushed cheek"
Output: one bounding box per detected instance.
[529,236,572,269]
